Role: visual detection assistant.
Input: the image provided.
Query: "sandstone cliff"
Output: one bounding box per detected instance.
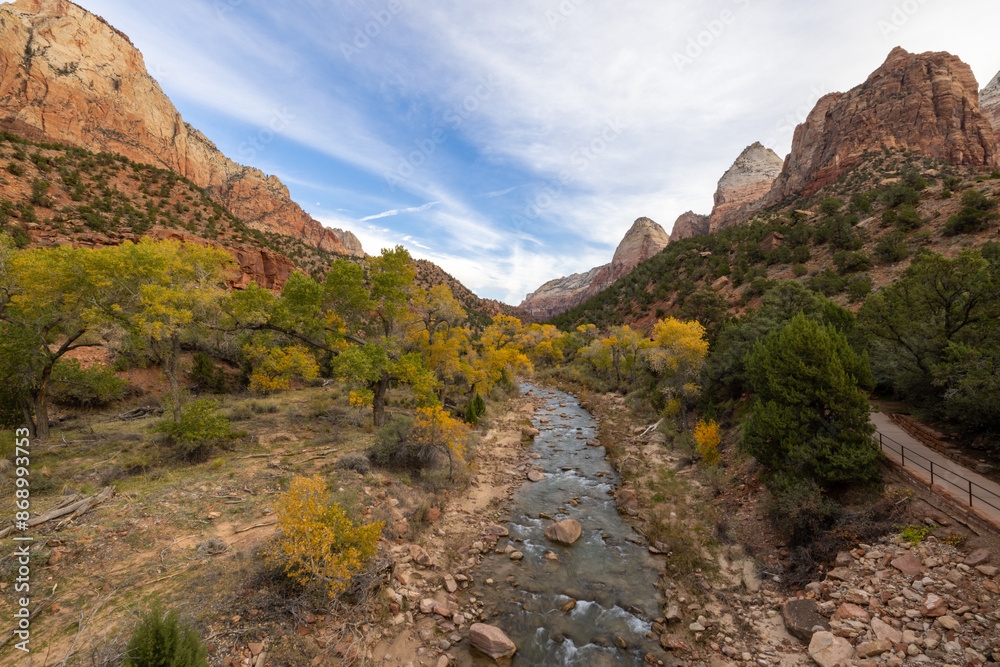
[766,47,998,203]
[520,217,669,319]
[668,211,710,243]
[0,0,362,256]
[981,70,1000,145]
[708,142,783,231]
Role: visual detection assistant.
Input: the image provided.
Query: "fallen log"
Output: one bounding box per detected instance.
[0,486,115,538]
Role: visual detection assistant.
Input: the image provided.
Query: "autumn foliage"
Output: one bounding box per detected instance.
[694,419,721,467]
[410,405,471,480]
[265,476,383,597]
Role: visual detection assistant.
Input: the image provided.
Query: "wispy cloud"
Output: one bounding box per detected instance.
[78,0,1000,304]
[360,201,441,222]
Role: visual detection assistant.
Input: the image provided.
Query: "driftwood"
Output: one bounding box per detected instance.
[114,406,163,421]
[0,486,115,538]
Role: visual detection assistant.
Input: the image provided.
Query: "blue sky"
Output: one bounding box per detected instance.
[77,0,1000,304]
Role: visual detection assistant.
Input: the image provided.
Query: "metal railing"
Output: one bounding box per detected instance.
[874,430,1000,516]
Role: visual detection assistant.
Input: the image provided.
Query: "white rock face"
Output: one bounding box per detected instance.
[708,142,784,231]
[981,70,1000,143]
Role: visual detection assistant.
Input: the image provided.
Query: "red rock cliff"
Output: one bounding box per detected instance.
[0,0,363,256]
[768,47,998,202]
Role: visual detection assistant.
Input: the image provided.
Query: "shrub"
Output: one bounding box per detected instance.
[410,405,471,481]
[850,192,873,214]
[846,274,873,303]
[123,605,207,667]
[833,251,872,275]
[807,269,846,296]
[154,399,234,457]
[49,360,128,407]
[819,197,843,216]
[6,162,24,177]
[943,189,998,236]
[694,419,720,467]
[792,263,808,277]
[264,476,383,597]
[367,415,423,469]
[188,352,228,394]
[874,232,909,264]
[900,524,934,545]
[943,175,963,191]
[244,343,320,393]
[902,170,929,191]
[894,204,922,231]
[464,393,486,425]
[791,245,811,263]
[336,454,371,475]
[881,183,920,209]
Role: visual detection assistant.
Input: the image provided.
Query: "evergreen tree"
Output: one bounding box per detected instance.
[742,313,878,489]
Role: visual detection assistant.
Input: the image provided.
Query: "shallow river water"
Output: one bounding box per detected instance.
[465,384,666,666]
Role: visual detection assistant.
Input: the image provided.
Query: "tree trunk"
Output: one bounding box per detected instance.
[21,402,36,439]
[164,332,182,423]
[33,364,53,439]
[371,373,391,427]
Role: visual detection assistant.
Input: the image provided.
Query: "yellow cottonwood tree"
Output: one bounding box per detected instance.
[244,343,320,393]
[410,405,471,481]
[581,324,648,390]
[265,476,383,597]
[694,419,721,467]
[645,317,709,427]
[468,314,532,396]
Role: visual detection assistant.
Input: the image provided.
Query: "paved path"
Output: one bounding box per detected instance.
[871,411,1000,531]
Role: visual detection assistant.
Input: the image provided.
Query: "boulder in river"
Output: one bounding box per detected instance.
[469,623,517,660]
[545,519,582,545]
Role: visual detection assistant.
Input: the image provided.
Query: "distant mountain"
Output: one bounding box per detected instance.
[551,47,1000,329]
[520,217,670,319]
[0,0,363,257]
[668,211,710,243]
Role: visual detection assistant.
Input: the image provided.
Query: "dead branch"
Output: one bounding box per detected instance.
[0,486,114,538]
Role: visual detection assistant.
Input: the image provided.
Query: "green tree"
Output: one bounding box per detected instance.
[0,235,106,437]
[859,248,1000,435]
[742,313,879,489]
[227,247,437,426]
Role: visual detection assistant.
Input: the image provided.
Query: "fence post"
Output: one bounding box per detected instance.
[930,461,934,487]
[969,480,974,507]
[901,445,905,468]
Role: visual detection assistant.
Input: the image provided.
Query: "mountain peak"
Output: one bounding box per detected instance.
[0,0,362,257]
[521,217,669,319]
[708,143,784,231]
[767,48,997,202]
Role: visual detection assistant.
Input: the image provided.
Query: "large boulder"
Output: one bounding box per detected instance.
[544,519,583,545]
[781,599,830,641]
[469,623,517,661]
[808,631,855,667]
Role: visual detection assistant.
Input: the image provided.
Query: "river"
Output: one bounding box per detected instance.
[458,384,667,666]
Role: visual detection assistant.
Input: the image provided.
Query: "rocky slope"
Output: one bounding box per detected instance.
[981,70,1000,145]
[520,217,670,319]
[668,211,710,242]
[708,142,784,232]
[0,0,362,257]
[766,47,998,203]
